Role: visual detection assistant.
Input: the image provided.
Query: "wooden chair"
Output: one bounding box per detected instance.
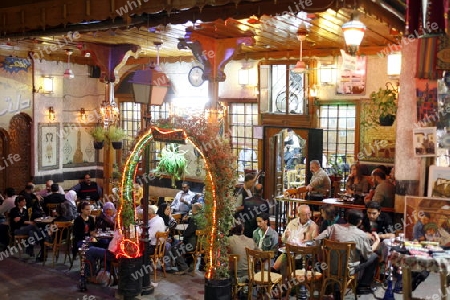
[43,221,73,267]
[285,243,323,298]
[46,203,61,216]
[229,254,248,299]
[150,231,169,282]
[245,248,282,300]
[186,229,207,272]
[320,239,357,300]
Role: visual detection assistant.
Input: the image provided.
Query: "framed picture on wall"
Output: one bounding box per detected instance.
[62,124,98,168]
[38,123,60,170]
[428,165,450,198]
[413,127,437,157]
[404,196,450,245]
[335,51,367,95]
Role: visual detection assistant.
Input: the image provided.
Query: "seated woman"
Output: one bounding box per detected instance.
[319,204,340,233]
[60,190,78,221]
[74,201,114,280]
[95,202,116,248]
[346,163,369,195]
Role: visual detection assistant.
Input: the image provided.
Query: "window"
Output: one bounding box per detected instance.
[318,104,356,178]
[228,103,259,176]
[120,102,142,157]
[259,63,307,115]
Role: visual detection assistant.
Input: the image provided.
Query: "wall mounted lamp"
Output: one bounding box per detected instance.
[80,108,86,121]
[342,13,366,56]
[48,106,56,121]
[35,76,54,94]
[387,53,401,77]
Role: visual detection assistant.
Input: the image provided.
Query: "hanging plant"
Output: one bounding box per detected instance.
[155,143,187,187]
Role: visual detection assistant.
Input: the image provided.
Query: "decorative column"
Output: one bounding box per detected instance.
[394,38,421,213]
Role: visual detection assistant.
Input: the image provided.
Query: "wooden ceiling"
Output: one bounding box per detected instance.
[0,0,406,65]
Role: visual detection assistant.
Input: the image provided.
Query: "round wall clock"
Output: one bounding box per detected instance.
[188,66,205,87]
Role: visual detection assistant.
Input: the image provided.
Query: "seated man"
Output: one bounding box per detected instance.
[173,203,204,275]
[171,182,195,215]
[43,184,65,215]
[314,209,380,296]
[361,201,395,240]
[306,160,331,198]
[273,205,319,275]
[368,170,395,208]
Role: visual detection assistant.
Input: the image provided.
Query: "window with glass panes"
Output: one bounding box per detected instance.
[120,102,142,157]
[229,103,259,175]
[318,104,356,179]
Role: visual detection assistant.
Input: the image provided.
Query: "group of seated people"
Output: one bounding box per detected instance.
[229,199,428,299]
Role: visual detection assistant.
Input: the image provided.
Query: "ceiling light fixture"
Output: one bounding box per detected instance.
[342,13,366,56]
[64,49,74,79]
[292,23,308,73]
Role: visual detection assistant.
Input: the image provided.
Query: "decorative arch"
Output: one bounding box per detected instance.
[116,118,236,279]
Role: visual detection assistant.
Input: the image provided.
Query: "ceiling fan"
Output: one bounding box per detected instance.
[292,24,308,74]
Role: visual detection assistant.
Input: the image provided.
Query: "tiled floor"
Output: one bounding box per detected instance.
[0,250,446,300]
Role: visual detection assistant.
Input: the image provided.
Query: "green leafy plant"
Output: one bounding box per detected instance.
[106,125,128,142]
[89,126,106,142]
[370,87,397,118]
[155,143,187,187]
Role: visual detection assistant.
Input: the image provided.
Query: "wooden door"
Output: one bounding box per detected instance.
[0,128,10,193]
[7,113,32,192]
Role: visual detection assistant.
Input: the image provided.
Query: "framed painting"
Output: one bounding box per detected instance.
[428,165,450,198]
[38,123,60,170]
[335,51,367,95]
[413,127,437,157]
[62,123,98,167]
[404,196,450,246]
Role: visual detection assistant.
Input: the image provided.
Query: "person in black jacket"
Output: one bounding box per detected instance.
[9,195,40,256]
[361,201,395,239]
[72,201,95,259]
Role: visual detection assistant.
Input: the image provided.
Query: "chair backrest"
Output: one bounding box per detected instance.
[285,243,321,283]
[284,186,307,199]
[53,221,73,246]
[245,248,275,284]
[322,239,355,280]
[194,229,207,255]
[228,254,239,284]
[153,231,169,259]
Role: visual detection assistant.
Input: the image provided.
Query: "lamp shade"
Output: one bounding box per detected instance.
[129,69,170,106]
[342,19,366,56]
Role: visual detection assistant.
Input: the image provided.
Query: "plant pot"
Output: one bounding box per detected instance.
[204,278,232,300]
[118,256,143,299]
[112,141,123,150]
[93,141,104,149]
[379,114,396,126]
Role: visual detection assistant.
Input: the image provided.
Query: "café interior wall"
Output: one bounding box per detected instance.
[32,60,104,186]
[315,55,391,100]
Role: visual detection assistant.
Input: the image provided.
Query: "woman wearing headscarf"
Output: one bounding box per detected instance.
[59,190,78,221]
[95,201,116,232]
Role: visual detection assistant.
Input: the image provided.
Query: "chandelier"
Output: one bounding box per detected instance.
[99,99,119,127]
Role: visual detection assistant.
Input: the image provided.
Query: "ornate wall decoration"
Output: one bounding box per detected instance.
[38,123,59,170]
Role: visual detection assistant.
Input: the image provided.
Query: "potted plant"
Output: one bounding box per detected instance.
[370,86,398,126]
[89,126,106,149]
[155,143,187,187]
[106,125,128,150]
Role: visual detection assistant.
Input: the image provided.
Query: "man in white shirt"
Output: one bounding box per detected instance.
[147,205,166,253]
[171,182,195,215]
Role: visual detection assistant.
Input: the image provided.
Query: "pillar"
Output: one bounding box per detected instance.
[394,38,420,213]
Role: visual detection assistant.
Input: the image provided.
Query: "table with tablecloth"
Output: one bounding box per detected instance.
[390,251,450,299]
